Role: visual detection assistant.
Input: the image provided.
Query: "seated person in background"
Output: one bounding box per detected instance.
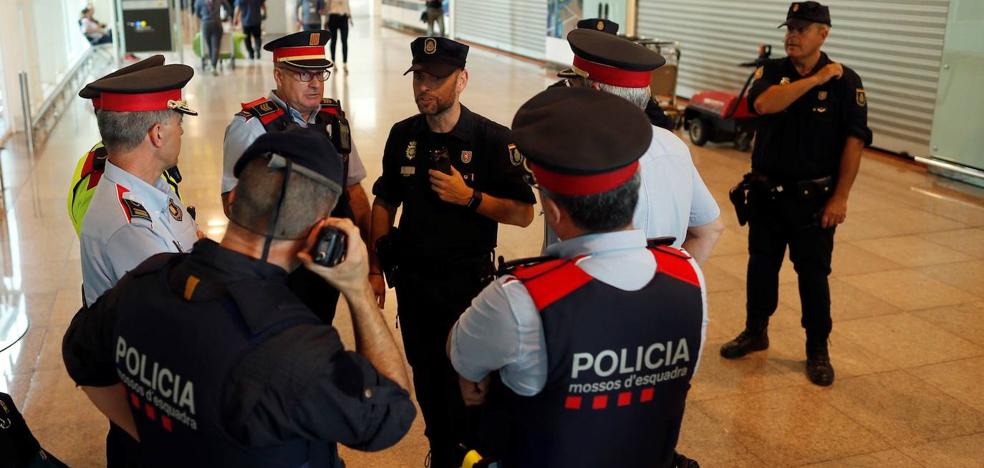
[80,6,112,45]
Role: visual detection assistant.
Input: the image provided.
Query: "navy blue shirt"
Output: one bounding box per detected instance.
[235,0,265,26]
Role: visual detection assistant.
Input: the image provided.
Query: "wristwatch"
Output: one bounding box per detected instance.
[467,189,483,211]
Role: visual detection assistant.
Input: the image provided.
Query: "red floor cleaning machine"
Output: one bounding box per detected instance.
[683,45,773,151]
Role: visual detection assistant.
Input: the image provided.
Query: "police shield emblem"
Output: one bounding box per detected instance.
[406,140,417,160]
[424,38,438,55]
[754,66,764,80]
[596,20,605,31]
[818,90,827,101]
[168,199,183,222]
[508,144,523,166]
[856,88,866,107]
[310,33,321,45]
[461,150,473,164]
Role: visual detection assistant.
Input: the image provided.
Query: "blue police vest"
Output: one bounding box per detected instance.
[111,253,339,467]
[501,246,703,468]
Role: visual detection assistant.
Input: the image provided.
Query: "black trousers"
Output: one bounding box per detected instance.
[326,14,349,63]
[242,24,262,58]
[106,423,140,468]
[394,257,493,468]
[746,192,835,349]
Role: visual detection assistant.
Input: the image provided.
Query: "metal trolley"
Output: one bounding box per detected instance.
[632,38,685,129]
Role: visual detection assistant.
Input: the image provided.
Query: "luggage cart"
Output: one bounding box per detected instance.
[634,39,685,129]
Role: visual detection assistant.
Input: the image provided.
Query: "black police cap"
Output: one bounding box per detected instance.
[576,18,619,35]
[779,1,831,28]
[87,64,197,115]
[234,128,344,196]
[404,37,469,78]
[511,88,651,196]
[79,54,165,100]
[264,30,333,69]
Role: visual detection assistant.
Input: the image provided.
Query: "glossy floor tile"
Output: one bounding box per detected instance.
[1,13,984,468]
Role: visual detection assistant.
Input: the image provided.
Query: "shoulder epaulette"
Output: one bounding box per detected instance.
[116,185,152,225]
[496,255,558,278]
[509,256,593,311]
[80,145,109,190]
[650,246,699,288]
[318,97,343,117]
[239,97,285,125]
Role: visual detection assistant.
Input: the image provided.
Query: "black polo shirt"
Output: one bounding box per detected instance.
[747,52,873,181]
[373,105,536,261]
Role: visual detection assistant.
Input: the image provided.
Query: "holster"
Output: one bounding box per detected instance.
[729,173,771,226]
[375,228,401,289]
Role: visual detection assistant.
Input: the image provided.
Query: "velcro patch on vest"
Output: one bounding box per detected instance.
[241,98,286,126]
[651,247,699,288]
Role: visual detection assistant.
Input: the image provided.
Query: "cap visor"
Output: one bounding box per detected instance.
[779,18,813,29]
[280,59,333,70]
[403,62,459,78]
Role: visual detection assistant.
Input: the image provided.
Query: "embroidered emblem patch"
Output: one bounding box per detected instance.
[461,150,473,164]
[596,20,605,31]
[168,199,183,222]
[406,140,417,160]
[856,88,866,107]
[792,3,800,12]
[508,144,523,166]
[123,199,151,223]
[256,102,276,115]
[754,66,764,80]
[401,166,416,176]
[424,38,438,55]
[310,33,321,45]
[818,90,827,101]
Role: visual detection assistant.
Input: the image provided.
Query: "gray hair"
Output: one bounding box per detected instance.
[586,79,652,110]
[95,109,174,154]
[230,156,338,239]
[541,173,640,233]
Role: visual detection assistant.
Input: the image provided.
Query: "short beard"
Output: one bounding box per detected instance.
[416,95,455,116]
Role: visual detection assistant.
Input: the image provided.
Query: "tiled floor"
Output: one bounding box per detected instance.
[2,15,984,468]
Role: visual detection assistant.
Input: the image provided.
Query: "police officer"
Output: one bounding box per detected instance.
[68,55,186,236]
[75,63,200,468]
[63,130,416,467]
[719,1,872,386]
[80,64,200,306]
[223,29,371,324]
[369,36,535,467]
[449,88,707,467]
[551,18,676,130]
[545,29,723,264]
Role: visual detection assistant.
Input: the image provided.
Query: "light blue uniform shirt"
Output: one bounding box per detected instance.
[543,126,720,251]
[450,229,708,397]
[80,161,199,305]
[222,91,366,194]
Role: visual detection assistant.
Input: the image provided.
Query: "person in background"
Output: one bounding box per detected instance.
[424,0,444,37]
[80,6,112,45]
[298,0,326,31]
[234,0,266,60]
[325,0,353,73]
[194,0,233,76]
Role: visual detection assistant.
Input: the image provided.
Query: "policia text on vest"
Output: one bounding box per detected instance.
[569,339,692,394]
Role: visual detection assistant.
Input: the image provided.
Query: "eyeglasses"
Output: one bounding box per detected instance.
[279,67,331,82]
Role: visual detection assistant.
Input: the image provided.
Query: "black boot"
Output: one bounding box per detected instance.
[719,329,769,359]
[806,345,835,386]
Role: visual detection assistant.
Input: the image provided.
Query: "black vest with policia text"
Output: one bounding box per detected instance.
[239,96,354,219]
[110,253,338,467]
[498,246,703,468]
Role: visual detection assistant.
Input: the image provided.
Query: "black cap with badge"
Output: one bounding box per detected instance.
[404,37,469,78]
[779,1,831,28]
[575,18,619,35]
[264,30,333,70]
[511,87,651,197]
[86,64,197,116]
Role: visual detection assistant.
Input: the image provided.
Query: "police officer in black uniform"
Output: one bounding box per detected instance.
[448,88,706,467]
[63,130,415,467]
[720,1,872,386]
[550,18,675,130]
[369,37,536,467]
[222,30,372,326]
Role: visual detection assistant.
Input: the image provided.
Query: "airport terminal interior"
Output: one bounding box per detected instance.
[1,0,983,466]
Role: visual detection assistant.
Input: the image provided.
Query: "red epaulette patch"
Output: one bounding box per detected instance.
[241,98,285,125]
[81,146,108,190]
[514,257,593,312]
[651,246,700,288]
[115,185,152,224]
